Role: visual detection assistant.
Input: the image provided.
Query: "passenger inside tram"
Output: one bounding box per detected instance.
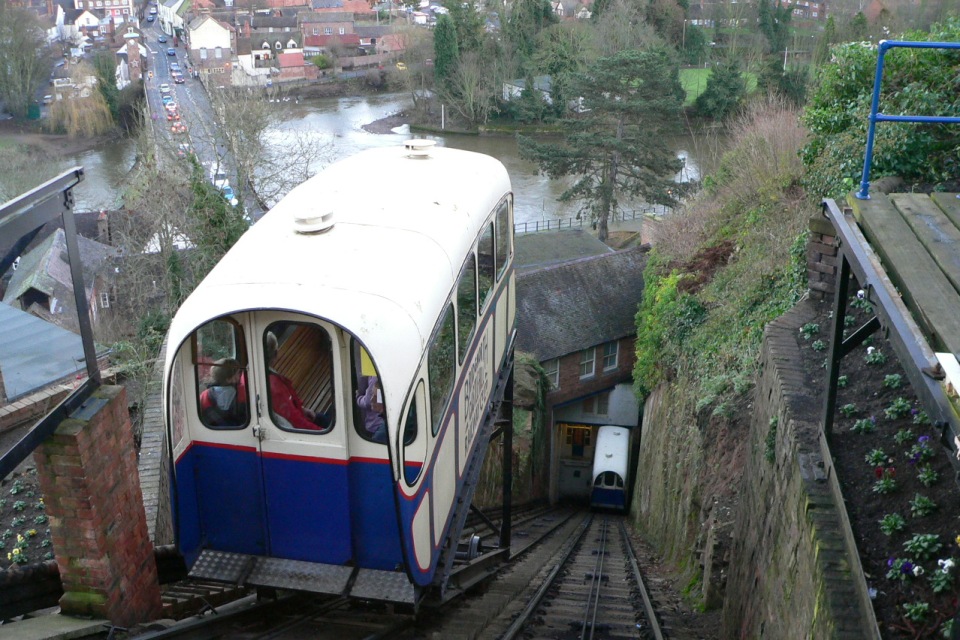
[356,376,386,443]
[199,357,247,427]
[265,330,334,431]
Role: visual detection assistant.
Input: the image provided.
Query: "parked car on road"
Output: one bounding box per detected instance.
[167,48,176,56]
[172,73,185,84]
[170,62,180,72]
[147,15,155,21]
[158,35,167,43]
[220,185,239,207]
[159,83,171,94]
[162,95,175,106]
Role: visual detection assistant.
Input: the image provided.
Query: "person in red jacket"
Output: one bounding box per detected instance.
[266,332,332,431]
[199,358,247,427]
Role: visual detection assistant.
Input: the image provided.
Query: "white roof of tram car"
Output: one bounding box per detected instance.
[592,426,629,479]
[165,143,512,416]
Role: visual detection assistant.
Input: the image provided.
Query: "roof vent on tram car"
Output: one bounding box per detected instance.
[294,207,335,234]
[404,139,436,159]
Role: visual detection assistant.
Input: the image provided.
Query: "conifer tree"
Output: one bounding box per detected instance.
[519,48,684,242]
[433,14,460,94]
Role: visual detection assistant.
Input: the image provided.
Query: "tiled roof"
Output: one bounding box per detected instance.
[277,51,305,67]
[3,228,118,313]
[515,246,648,361]
[299,11,353,22]
[304,33,359,46]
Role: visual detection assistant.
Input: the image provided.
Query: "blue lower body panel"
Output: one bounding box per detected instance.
[591,487,626,511]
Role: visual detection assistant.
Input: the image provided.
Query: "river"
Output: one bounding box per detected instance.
[46,92,722,226]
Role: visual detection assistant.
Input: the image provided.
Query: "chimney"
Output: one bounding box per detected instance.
[97,209,110,244]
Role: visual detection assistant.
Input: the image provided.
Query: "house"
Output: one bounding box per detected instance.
[235,13,314,84]
[309,0,375,20]
[158,0,189,40]
[55,4,101,48]
[116,29,147,87]
[49,70,99,101]
[502,75,554,104]
[515,240,648,503]
[70,0,135,22]
[299,11,353,40]
[2,228,120,337]
[186,13,235,84]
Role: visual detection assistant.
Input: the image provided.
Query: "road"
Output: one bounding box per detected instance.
[141,20,262,220]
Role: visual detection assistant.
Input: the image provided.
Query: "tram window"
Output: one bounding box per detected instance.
[351,342,386,444]
[456,256,477,364]
[428,304,456,436]
[495,199,512,279]
[477,223,495,310]
[402,382,426,486]
[192,317,248,430]
[264,322,335,434]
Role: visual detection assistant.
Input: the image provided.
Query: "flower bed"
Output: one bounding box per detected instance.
[798,291,960,638]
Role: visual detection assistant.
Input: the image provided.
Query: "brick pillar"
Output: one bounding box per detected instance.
[34,385,162,625]
[807,214,838,300]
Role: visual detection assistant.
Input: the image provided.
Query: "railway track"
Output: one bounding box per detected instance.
[405,512,664,640]
[8,508,691,640]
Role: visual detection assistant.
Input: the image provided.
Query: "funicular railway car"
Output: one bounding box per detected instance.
[590,425,631,512]
[163,140,516,606]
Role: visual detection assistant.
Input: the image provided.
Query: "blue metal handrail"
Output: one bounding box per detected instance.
[857,40,960,199]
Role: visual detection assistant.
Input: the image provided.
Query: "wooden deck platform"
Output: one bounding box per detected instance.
[846,191,960,357]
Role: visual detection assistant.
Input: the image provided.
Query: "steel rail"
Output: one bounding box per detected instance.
[620,520,664,640]
[498,514,593,640]
[581,518,609,640]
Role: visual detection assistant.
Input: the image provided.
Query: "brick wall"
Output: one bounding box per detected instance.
[138,351,174,545]
[808,214,838,300]
[546,336,637,409]
[34,385,162,626]
[0,385,72,435]
[721,300,878,638]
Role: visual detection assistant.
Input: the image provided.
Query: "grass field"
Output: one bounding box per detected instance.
[680,67,759,106]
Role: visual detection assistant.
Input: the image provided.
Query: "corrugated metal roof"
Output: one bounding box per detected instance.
[0,303,88,401]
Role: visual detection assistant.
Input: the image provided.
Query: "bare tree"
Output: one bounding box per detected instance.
[442,50,502,125]
[45,63,115,138]
[395,25,436,119]
[0,145,62,203]
[0,4,51,120]
[206,87,330,209]
[587,0,660,59]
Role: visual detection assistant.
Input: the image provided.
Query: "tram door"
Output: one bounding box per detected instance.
[251,312,352,564]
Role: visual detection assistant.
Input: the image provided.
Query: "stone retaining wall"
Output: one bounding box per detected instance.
[720,300,879,638]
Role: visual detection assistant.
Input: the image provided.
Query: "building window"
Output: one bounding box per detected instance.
[100,292,110,308]
[602,341,618,371]
[338,27,345,35]
[579,347,595,379]
[597,391,609,415]
[583,391,610,416]
[543,358,559,389]
[200,47,207,59]
[215,46,222,58]
[324,27,332,35]
[313,27,318,35]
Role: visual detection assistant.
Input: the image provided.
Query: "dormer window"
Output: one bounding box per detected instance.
[286,38,296,48]
[274,41,281,50]
[261,41,270,49]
